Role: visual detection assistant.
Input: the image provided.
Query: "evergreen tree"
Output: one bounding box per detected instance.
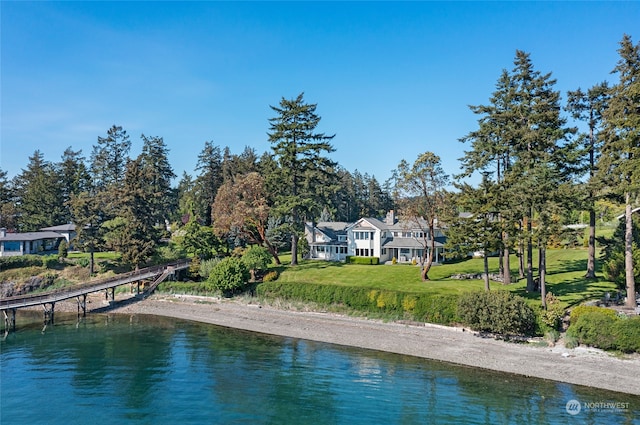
[0,168,17,231]
[14,150,65,231]
[68,190,104,274]
[117,157,158,269]
[194,141,223,225]
[58,147,92,223]
[176,171,196,223]
[450,174,502,290]
[566,82,610,278]
[90,125,131,191]
[268,92,336,265]
[599,34,640,308]
[139,134,176,226]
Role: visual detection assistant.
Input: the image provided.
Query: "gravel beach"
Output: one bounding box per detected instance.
[93,293,640,396]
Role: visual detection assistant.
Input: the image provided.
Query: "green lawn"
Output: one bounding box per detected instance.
[273,248,618,309]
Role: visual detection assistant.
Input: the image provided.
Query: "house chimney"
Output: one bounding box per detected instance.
[386,210,395,225]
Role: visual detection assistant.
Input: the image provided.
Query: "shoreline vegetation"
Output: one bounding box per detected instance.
[89,293,640,396]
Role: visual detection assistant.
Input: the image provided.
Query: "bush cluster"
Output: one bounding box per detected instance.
[0,255,56,270]
[567,307,640,353]
[256,281,459,324]
[207,257,249,295]
[457,291,536,336]
[345,256,379,265]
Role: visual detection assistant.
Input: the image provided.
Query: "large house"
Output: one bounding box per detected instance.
[304,210,446,264]
[0,224,75,257]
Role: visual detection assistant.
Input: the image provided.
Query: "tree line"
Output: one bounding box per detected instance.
[0,94,393,272]
[0,35,637,311]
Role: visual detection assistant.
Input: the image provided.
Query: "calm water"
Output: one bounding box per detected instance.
[1,312,639,425]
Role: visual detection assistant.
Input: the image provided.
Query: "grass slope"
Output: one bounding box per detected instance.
[274,249,617,309]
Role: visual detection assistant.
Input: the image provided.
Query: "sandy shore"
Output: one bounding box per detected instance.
[94,294,640,396]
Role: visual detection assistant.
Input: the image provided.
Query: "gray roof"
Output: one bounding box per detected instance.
[0,231,65,242]
[40,224,76,232]
[315,221,349,241]
[383,238,444,249]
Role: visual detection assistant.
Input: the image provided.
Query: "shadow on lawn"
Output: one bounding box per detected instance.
[511,275,615,308]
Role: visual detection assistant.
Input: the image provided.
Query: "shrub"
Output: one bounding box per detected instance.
[414,294,460,325]
[78,257,90,268]
[458,291,536,336]
[42,255,59,269]
[0,255,45,270]
[569,305,618,326]
[262,270,279,282]
[613,316,640,353]
[58,240,68,258]
[208,257,249,295]
[539,293,565,331]
[199,258,221,279]
[567,308,618,350]
[345,256,379,265]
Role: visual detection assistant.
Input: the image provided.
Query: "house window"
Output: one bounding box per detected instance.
[338,235,346,242]
[381,248,387,255]
[3,241,20,252]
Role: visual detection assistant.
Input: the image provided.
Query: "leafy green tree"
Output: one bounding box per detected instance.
[268,92,336,265]
[599,34,640,308]
[241,245,272,281]
[194,141,223,225]
[14,150,65,231]
[177,217,221,260]
[391,151,449,281]
[566,82,610,278]
[212,172,281,264]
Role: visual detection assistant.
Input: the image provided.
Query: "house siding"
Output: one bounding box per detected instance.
[304,214,446,264]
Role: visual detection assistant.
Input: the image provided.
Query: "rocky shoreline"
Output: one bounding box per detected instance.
[80,293,640,397]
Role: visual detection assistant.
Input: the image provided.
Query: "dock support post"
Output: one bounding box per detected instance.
[77,294,87,317]
[43,303,55,325]
[3,309,16,332]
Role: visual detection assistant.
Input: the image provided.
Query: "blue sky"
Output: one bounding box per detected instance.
[2,1,639,185]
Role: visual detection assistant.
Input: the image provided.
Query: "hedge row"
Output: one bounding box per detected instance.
[345,256,380,265]
[458,291,537,336]
[0,254,59,270]
[256,281,459,324]
[567,307,640,353]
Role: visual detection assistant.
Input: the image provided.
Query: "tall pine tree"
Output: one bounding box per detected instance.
[268,92,336,265]
[599,34,640,309]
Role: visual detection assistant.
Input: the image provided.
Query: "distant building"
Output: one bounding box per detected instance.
[304,210,446,264]
[0,224,75,257]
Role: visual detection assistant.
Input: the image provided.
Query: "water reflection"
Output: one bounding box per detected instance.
[1,312,639,425]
